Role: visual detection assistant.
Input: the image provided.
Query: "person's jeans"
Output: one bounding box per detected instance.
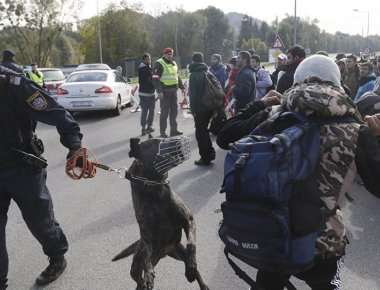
[140,95,155,129]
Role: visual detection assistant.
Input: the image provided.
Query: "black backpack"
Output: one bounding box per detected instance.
[202,71,225,110]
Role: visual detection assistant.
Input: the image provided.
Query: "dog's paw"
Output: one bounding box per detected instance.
[185,265,197,282]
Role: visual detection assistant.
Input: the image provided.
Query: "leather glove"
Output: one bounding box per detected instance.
[66,148,96,179]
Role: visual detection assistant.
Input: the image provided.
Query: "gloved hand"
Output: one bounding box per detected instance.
[365,114,380,136]
[66,148,96,179]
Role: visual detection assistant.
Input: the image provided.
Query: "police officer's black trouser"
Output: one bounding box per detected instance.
[0,166,68,288]
[160,88,178,135]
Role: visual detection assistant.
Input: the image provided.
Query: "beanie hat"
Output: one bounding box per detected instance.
[294,55,341,87]
[192,52,204,63]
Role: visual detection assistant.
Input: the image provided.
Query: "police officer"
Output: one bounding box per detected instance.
[0,65,91,289]
[153,48,185,138]
[26,63,45,88]
[1,50,23,73]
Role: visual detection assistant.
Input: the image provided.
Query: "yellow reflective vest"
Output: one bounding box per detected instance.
[27,71,44,87]
[156,58,179,86]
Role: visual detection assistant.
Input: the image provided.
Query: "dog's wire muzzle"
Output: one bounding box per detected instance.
[153,136,191,174]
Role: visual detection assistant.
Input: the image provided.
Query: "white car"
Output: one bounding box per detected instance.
[55,70,131,115]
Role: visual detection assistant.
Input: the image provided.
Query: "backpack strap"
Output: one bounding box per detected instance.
[224,248,297,290]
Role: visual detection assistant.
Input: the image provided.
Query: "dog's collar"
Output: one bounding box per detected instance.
[125,171,169,186]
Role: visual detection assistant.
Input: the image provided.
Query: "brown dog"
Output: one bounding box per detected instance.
[112,138,209,290]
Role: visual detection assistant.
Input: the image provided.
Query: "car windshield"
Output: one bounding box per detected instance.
[41,70,65,81]
[66,72,108,82]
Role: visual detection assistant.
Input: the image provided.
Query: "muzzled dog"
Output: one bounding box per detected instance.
[112,137,210,290]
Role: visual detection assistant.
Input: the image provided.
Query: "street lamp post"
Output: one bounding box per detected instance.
[353,9,370,52]
[293,0,297,45]
[97,0,103,63]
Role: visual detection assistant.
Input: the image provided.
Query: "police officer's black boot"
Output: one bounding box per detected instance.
[35,255,67,286]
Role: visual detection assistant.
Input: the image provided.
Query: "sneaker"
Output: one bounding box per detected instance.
[160,133,168,138]
[35,256,67,286]
[170,131,183,137]
[194,159,212,166]
[147,127,155,133]
[141,128,147,136]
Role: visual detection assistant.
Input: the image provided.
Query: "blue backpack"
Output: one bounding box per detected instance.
[219,112,337,289]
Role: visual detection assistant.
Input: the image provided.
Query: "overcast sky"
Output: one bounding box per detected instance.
[79,0,380,36]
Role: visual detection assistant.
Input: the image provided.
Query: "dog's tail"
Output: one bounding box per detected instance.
[112,240,140,262]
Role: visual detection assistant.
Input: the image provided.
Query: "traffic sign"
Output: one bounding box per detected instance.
[273,34,285,49]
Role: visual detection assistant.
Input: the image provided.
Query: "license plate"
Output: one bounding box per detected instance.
[72,101,92,108]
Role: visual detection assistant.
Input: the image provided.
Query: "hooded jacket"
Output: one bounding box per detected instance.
[210,63,228,88]
[276,60,302,94]
[232,65,256,111]
[188,62,208,113]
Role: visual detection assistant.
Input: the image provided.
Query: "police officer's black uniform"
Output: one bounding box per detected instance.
[0,65,82,289]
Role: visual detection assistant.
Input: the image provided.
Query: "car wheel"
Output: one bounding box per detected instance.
[112,95,122,116]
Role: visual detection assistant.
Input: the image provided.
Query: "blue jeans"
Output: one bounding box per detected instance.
[140,95,155,129]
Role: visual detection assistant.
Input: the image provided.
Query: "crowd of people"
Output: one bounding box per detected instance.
[134,46,380,289]
[2,43,380,290]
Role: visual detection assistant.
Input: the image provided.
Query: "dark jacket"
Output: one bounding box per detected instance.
[210,64,228,88]
[152,57,184,93]
[276,61,301,94]
[138,62,155,96]
[1,61,23,74]
[356,126,380,198]
[0,73,82,169]
[217,100,267,149]
[188,62,208,113]
[232,66,256,111]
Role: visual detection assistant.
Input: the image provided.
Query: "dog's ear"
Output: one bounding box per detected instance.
[129,138,141,158]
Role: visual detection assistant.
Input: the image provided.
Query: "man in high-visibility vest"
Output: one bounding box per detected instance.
[153,48,185,138]
[27,63,44,88]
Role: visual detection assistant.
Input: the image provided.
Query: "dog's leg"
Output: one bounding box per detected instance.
[131,245,145,290]
[112,240,140,262]
[170,197,198,280]
[141,241,155,290]
[169,244,210,290]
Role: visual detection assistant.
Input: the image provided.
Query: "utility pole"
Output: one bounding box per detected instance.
[293,0,297,45]
[97,0,103,63]
[353,9,370,52]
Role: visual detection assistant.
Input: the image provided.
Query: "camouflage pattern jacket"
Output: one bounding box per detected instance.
[281,80,362,258]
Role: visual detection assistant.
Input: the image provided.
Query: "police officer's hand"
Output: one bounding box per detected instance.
[66,148,96,179]
[262,90,282,107]
[365,114,380,136]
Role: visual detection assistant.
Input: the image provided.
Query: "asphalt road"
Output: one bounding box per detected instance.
[5,106,380,290]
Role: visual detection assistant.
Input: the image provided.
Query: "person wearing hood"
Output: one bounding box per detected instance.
[218,55,364,289]
[209,54,228,88]
[355,61,377,101]
[232,51,256,112]
[270,53,287,88]
[276,45,305,94]
[188,52,216,166]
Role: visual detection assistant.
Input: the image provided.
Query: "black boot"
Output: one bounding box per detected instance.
[35,256,67,286]
[0,278,7,290]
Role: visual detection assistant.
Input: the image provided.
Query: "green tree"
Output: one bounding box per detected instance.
[0,0,82,66]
